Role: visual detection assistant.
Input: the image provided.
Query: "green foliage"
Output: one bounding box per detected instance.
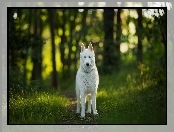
[9,68,27,96]
[9,68,40,97]
[9,9,45,70]
[8,8,166,82]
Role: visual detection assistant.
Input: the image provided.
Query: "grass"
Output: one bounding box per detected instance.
[95,65,166,124]
[9,63,166,124]
[97,81,166,124]
[9,91,70,124]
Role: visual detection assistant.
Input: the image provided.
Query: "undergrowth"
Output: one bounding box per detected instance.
[9,63,166,124]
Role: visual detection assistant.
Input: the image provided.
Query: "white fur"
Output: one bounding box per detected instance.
[75,43,99,118]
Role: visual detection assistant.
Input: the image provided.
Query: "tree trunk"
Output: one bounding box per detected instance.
[115,9,121,70]
[67,9,78,76]
[60,9,66,77]
[48,9,59,90]
[103,9,115,73]
[23,9,32,81]
[31,9,42,80]
[161,8,167,67]
[137,9,143,63]
[74,9,88,72]
[9,9,16,68]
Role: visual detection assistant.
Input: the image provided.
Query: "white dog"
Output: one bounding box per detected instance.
[76,43,99,118]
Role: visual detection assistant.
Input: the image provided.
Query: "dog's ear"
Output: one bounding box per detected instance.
[88,42,93,51]
[81,43,85,52]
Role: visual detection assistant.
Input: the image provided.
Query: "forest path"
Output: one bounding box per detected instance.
[61,91,99,124]
[62,91,77,113]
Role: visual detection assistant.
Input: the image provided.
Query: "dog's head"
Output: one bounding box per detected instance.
[80,43,95,70]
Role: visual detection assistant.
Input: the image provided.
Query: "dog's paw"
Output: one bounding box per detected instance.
[93,110,98,115]
[80,115,85,119]
[86,110,91,114]
[80,111,86,117]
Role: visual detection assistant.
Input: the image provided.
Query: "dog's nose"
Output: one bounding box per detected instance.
[86,63,89,66]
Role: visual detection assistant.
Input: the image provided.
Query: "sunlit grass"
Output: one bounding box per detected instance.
[9,91,70,124]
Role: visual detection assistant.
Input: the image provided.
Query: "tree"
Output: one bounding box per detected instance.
[74,9,88,72]
[9,9,17,68]
[103,9,115,73]
[31,9,43,81]
[137,9,143,63]
[59,9,66,77]
[23,9,32,81]
[67,9,78,76]
[155,8,167,66]
[115,9,121,68]
[48,9,59,90]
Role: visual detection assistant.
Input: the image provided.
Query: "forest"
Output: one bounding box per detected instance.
[8,7,166,124]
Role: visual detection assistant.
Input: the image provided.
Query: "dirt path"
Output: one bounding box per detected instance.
[61,91,99,124]
[63,91,77,113]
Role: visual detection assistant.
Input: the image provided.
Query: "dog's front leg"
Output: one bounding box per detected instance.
[76,95,80,114]
[86,94,92,113]
[80,93,86,118]
[92,92,98,115]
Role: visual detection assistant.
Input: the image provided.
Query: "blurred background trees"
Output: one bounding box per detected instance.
[8,7,167,91]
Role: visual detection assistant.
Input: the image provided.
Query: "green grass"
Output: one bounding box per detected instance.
[96,76,166,124]
[9,63,166,124]
[9,91,70,124]
[95,64,166,124]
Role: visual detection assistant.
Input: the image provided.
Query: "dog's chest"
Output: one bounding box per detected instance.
[82,72,95,86]
[79,69,98,90]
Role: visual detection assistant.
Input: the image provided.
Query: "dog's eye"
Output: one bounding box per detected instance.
[89,56,91,58]
[84,56,86,58]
